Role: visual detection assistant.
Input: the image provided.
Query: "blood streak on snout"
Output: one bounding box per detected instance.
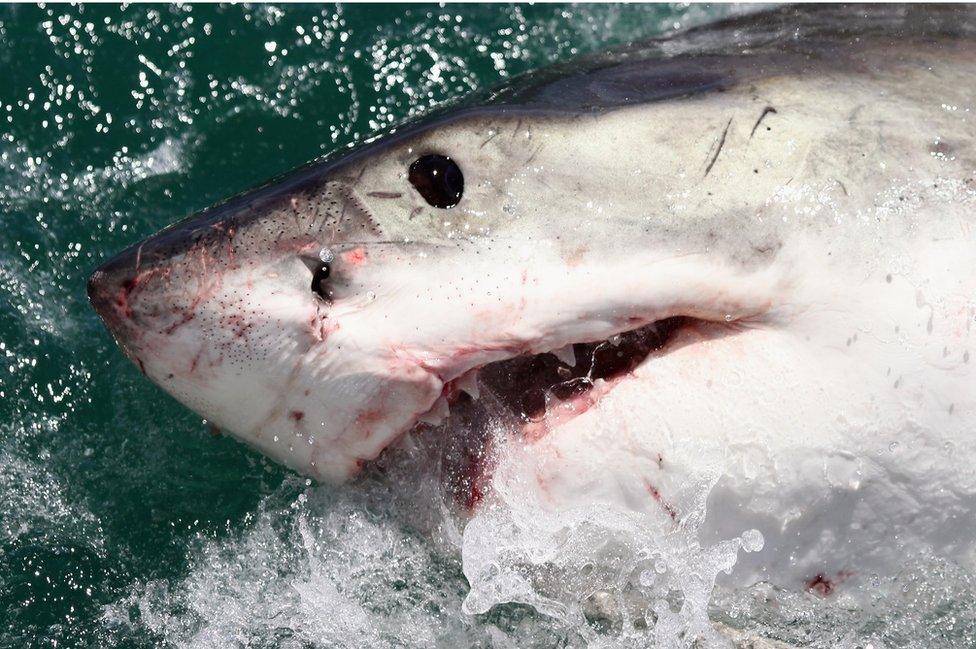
[114,266,170,320]
[226,313,253,339]
[189,348,203,374]
[210,221,238,266]
[161,271,223,336]
[353,408,385,440]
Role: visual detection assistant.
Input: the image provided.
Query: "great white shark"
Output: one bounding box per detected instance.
[89,5,975,606]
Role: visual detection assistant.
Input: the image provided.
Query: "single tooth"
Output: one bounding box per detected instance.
[456,370,480,399]
[551,344,577,367]
[418,396,449,426]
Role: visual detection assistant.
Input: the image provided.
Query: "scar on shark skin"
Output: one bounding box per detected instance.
[750,106,777,138]
[703,117,733,177]
[480,130,499,149]
[644,479,678,521]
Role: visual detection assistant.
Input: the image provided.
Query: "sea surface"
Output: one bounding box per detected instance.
[2,4,974,648]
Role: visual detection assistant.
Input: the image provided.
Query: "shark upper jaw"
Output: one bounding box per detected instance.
[351,243,766,443]
[412,315,694,430]
[403,315,711,507]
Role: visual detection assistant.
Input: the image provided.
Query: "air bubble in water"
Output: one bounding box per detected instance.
[639,569,656,586]
[741,529,764,553]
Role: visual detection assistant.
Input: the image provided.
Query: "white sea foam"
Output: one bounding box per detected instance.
[103,414,976,648]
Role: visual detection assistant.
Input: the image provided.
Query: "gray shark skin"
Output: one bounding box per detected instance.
[89,5,976,603]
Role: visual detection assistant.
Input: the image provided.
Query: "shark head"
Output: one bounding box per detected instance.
[87,68,793,483]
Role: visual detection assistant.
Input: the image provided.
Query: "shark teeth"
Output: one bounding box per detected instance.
[550,343,577,367]
[455,369,481,400]
[418,396,449,426]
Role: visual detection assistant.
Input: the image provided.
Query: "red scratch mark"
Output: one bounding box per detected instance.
[356,409,383,424]
[162,309,196,335]
[114,265,169,320]
[566,246,588,268]
[342,247,367,266]
[354,408,384,439]
[806,571,853,597]
[116,281,136,319]
[806,574,834,597]
[644,480,678,521]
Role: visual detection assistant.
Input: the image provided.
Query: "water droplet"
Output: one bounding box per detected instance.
[654,559,668,574]
[741,529,764,553]
[366,291,376,302]
[318,247,335,263]
[724,314,733,322]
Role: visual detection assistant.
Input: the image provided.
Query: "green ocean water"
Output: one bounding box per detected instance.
[0,4,742,646]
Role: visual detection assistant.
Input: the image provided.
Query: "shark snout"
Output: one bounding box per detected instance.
[88,247,143,343]
[87,228,204,357]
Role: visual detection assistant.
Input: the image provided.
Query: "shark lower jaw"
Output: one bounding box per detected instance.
[381,314,737,509]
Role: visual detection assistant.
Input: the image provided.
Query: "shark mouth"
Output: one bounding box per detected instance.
[408,316,695,509]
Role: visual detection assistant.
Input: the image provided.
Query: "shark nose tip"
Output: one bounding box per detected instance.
[86,268,107,309]
[87,251,136,331]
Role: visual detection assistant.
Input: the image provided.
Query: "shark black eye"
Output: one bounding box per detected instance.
[409,154,463,209]
[311,261,331,301]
